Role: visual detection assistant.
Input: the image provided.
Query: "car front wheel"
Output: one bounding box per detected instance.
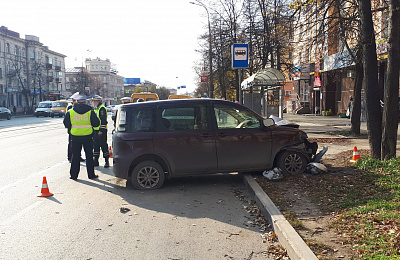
[276,150,307,175]
[130,161,165,189]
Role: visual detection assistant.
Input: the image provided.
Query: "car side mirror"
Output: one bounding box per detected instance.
[262,118,275,127]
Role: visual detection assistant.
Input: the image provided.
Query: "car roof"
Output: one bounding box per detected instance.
[121,98,239,108]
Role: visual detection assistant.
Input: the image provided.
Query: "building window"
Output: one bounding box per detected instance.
[103,77,107,83]
[30,50,35,59]
[6,43,10,54]
[96,65,98,70]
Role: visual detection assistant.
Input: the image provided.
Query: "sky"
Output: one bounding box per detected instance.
[2,0,209,93]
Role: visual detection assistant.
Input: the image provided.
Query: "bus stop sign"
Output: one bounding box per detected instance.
[232,44,249,69]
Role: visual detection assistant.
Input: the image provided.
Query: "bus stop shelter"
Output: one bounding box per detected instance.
[241,68,286,118]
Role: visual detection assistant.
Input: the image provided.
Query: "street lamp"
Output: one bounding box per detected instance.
[190,1,213,98]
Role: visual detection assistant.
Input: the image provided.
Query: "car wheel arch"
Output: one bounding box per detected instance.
[273,145,310,175]
[128,154,170,179]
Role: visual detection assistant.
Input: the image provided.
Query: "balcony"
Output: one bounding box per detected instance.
[55,65,61,71]
[55,78,61,83]
[46,63,52,70]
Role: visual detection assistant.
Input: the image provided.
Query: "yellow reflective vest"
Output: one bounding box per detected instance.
[69,110,93,136]
[94,104,107,131]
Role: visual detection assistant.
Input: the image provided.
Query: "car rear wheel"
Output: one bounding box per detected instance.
[130,161,165,189]
[276,151,307,175]
[7,114,11,120]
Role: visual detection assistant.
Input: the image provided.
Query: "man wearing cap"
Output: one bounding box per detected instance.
[63,94,100,180]
[66,93,85,163]
[91,95,110,168]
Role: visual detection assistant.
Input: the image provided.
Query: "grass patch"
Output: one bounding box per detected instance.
[283,211,303,228]
[328,157,400,259]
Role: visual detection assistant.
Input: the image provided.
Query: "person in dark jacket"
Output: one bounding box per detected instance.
[63,94,100,180]
[66,93,85,162]
[91,95,110,168]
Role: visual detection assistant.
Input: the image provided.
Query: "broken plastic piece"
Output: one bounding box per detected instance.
[314,146,328,163]
[305,162,328,175]
[262,167,284,180]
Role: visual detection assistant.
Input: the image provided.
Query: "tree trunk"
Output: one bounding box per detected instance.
[382,0,400,160]
[358,0,382,159]
[351,49,363,135]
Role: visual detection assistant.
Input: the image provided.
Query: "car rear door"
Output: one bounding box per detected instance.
[154,102,217,175]
[211,101,272,172]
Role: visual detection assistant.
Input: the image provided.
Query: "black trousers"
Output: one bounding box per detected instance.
[93,130,109,159]
[70,135,96,179]
[68,133,82,161]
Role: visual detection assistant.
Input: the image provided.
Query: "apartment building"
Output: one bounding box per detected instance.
[0,26,66,112]
[290,1,389,116]
[85,57,125,100]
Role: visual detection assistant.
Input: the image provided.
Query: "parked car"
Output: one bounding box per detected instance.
[34,101,53,117]
[50,100,69,117]
[112,99,318,189]
[0,107,11,120]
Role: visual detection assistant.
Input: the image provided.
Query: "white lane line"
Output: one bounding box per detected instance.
[0,201,43,226]
[0,161,68,192]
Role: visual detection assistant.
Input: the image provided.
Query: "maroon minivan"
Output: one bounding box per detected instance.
[112,99,318,189]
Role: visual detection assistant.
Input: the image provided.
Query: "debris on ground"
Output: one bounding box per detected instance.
[305,162,328,175]
[263,167,284,180]
[119,207,130,213]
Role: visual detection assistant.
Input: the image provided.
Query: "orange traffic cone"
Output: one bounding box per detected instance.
[350,146,361,163]
[109,146,113,158]
[37,176,54,197]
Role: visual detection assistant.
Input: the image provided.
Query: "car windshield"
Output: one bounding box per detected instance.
[52,102,67,107]
[38,103,51,108]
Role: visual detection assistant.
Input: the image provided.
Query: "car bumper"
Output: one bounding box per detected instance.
[51,112,66,117]
[34,111,50,116]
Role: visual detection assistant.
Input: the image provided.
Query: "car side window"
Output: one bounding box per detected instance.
[161,105,207,131]
[126,107,155,132]
[214,104,261,129]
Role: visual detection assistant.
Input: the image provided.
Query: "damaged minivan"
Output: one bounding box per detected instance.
[112,99,319,189]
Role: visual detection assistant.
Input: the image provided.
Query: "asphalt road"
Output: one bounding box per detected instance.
[0,116,276,260]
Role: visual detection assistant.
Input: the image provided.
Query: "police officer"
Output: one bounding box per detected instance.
[91,95,110,168]
[63,94,100,180]
[66,93,85,163]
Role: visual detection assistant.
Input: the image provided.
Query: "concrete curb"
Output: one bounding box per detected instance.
[243,174,318,260]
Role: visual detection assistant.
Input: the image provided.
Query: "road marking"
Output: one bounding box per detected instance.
[0,201,43,226]
[0,161,68,192]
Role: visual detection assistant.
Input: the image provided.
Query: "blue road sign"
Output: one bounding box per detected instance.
[232,44,249,69]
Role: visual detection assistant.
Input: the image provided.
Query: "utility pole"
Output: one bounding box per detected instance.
[190,1,213,98]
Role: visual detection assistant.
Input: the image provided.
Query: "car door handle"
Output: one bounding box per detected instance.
[218,133,228,138]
